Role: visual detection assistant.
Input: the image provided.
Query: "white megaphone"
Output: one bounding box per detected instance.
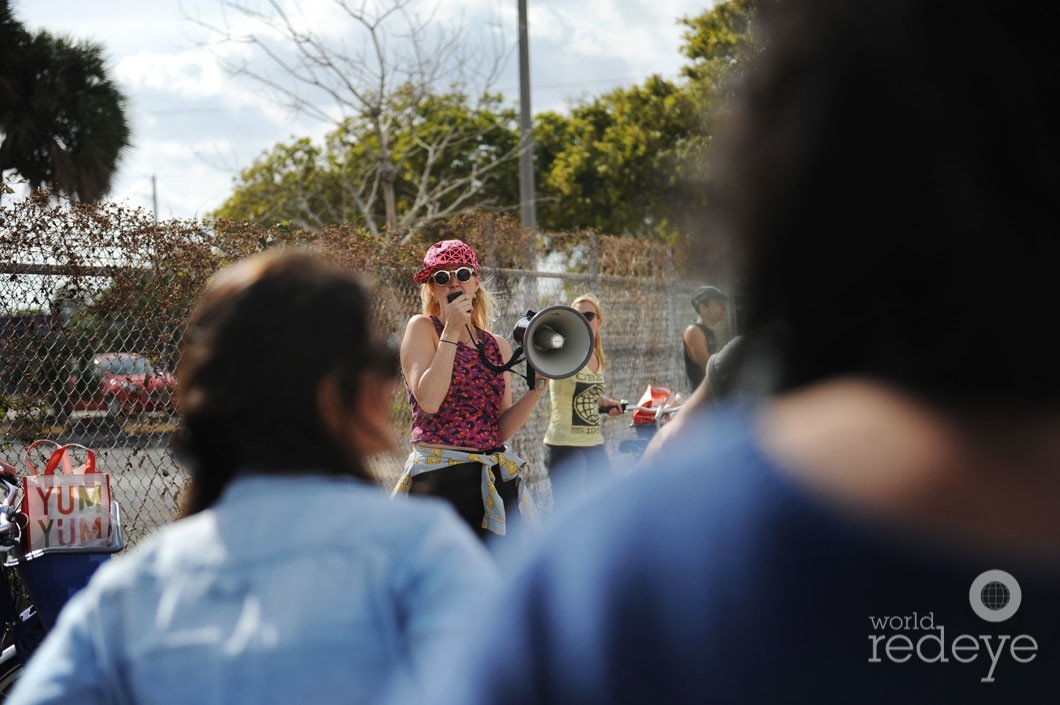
[511,306,594,380]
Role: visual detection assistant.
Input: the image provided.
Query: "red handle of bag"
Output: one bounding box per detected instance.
[40,443,97,476]
[24,439,64,476]
[631,385,673,425]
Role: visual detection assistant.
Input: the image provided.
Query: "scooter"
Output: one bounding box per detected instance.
[613,385,684,462]
[0,463,122,699]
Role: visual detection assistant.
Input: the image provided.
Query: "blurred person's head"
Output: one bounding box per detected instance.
[710,0,1060,407]
[572,294,605,369]
[691,286,728,326]
[173,249,399,516]
[416,239,493,330]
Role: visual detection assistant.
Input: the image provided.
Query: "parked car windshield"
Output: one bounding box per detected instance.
[97,356,156,376]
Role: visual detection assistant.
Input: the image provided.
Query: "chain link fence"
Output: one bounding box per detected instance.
[1,197,733,545]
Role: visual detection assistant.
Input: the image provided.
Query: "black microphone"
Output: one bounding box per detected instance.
[447,290,478,350]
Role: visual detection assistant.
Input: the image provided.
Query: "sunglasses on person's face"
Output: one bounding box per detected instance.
[430,267,476,286]
[580,311,597,321]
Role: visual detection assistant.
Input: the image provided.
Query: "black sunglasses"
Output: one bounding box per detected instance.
[581,311,597,321]
[431,267,475,286]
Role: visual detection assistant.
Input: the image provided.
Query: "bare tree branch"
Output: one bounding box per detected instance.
[186,0,520,236]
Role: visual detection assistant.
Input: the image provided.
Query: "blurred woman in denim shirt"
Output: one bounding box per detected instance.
[8,249,500,705]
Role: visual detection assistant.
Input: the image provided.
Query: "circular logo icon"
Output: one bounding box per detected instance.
[969,570,1021,622]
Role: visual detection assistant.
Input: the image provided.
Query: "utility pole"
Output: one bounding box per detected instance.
[518,0,537,232]
[151,175,159,223]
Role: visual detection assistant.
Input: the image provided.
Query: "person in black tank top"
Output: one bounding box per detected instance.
[682,285,727,392]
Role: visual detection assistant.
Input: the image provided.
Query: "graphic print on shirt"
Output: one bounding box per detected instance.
[571,381,604,429]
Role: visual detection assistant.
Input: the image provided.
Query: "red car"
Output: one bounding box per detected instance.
[66,353,176,419]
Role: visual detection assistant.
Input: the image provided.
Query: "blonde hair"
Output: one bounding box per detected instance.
[420,281,493,332]
[572,293,605,370]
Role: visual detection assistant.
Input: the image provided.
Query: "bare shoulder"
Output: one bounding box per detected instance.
[405,314,438,335]
[402,315,440,353]
[407,313,436,327]
[757,378,1060,553]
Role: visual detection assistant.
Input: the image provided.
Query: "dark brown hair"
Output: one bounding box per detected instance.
[709,0,1060,405]
[171,248,394,516]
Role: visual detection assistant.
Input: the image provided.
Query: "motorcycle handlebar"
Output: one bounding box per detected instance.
[625,403,682,415]
[0,476,21,551]
[1,476,17,509]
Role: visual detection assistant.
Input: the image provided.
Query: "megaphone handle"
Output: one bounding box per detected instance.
[476,341,526,376]
[526,364,537,391]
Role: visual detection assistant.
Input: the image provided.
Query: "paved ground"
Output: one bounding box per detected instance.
[2,410,656,546]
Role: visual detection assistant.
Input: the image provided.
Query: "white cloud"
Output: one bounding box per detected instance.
[527,0,699,70]
[117,50,225,100]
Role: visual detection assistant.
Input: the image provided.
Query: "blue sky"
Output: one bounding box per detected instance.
[11,0,713,220]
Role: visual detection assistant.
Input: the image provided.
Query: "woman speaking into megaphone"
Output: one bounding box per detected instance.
[391,239,547,542]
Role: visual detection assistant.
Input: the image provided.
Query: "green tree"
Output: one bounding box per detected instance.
[0,0,131,203]
[535,76,698,240]
[665,0,760,243]
[216,89,521,236]
[675,0,761,175]
[680,0,760,88]
[214,138,335,231]
[532,0,760,243]
[193,0,518,237]
[211,0,760,243]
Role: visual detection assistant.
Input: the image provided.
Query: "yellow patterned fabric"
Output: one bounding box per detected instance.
[391,446,539,536]
[542,365,606,447]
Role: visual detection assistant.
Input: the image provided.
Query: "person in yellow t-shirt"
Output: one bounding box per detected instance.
[542,294,624,506]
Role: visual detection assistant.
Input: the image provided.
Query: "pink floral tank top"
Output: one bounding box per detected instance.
[407,317,506,450]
